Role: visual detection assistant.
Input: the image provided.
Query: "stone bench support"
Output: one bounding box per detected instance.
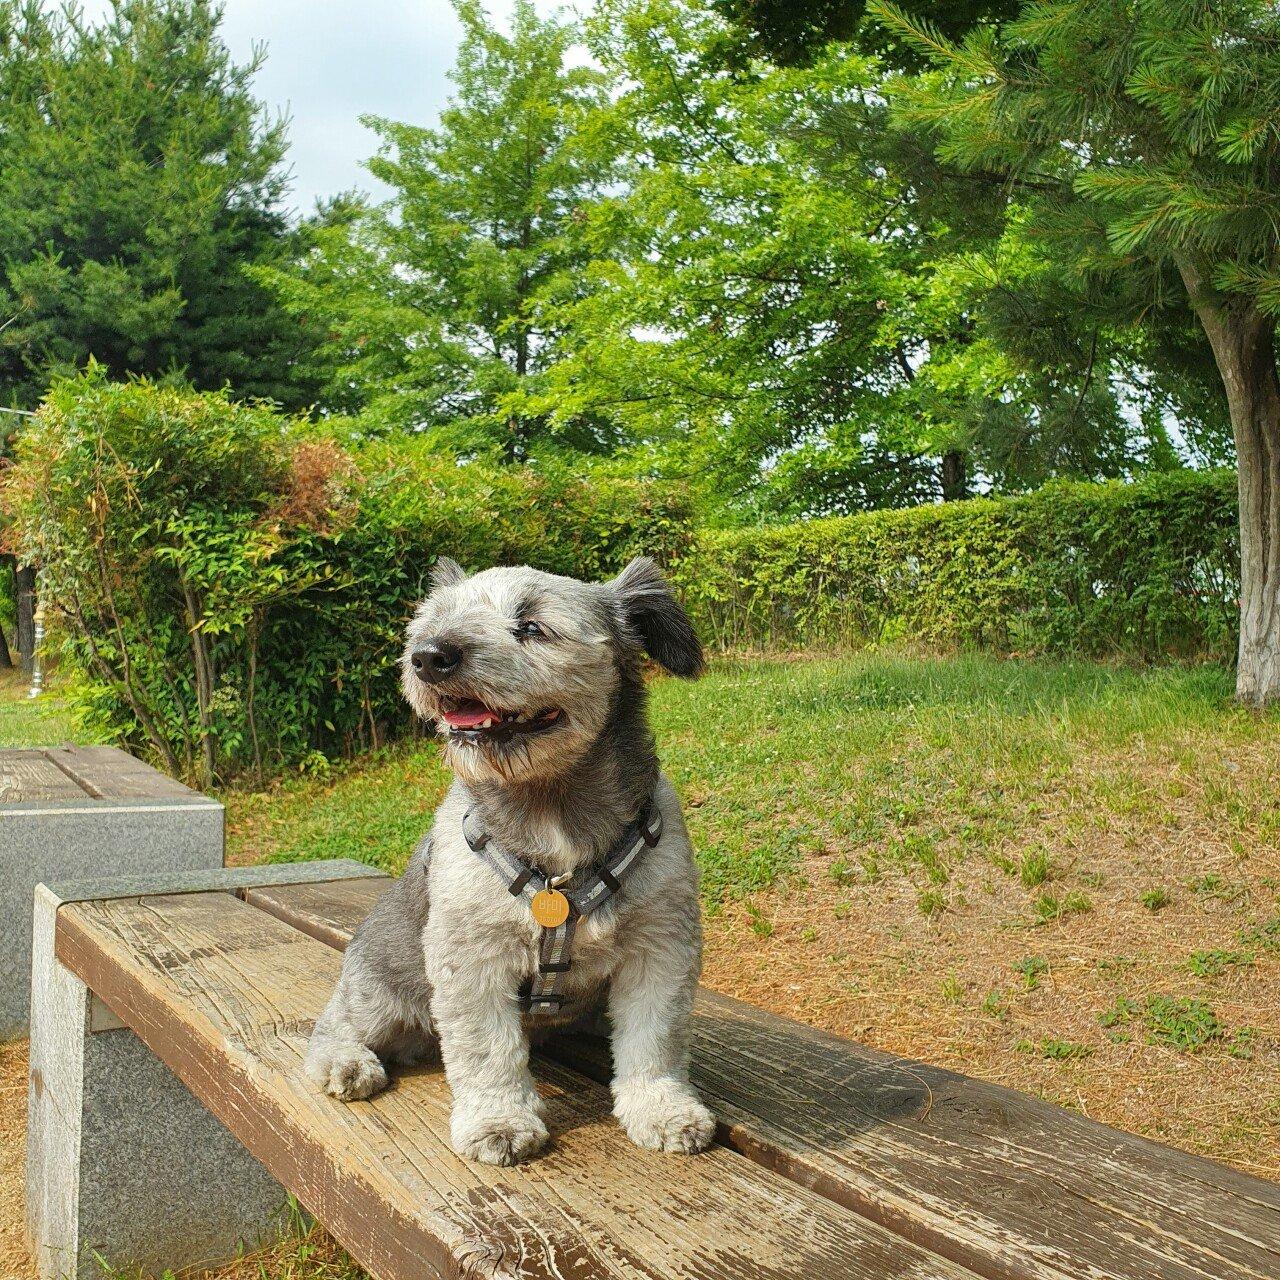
[1,745,224,1037]
[25,860,381,1280]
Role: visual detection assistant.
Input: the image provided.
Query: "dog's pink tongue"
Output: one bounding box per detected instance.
[441,700,494,728]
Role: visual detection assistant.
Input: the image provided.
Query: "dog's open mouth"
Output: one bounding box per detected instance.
[438,697,564,742]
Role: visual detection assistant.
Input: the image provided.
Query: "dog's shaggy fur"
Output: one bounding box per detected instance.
[305,557,716,1165]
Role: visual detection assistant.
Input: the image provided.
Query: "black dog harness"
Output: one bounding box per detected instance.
[462,801,663,1014]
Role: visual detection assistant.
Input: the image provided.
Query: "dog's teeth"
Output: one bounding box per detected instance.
[479,718,493,729]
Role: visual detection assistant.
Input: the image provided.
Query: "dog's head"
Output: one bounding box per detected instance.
[401,557,702,784]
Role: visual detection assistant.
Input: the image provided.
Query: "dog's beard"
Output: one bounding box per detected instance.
[442,722,587,785]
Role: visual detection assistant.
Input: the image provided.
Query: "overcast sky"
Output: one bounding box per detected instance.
[82,1,560,216]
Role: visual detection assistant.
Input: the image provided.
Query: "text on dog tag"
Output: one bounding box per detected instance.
[531,888,571,928]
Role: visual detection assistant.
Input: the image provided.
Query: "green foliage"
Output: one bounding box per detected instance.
[0,0,318,411]
[258,0,616,454]
[1013,955,1048,990]
[3,374,690,782]
[1186,948,1254,978]
[1141,887,1173,911]
[677,469,1238,658]
[1143,996,1224,1053]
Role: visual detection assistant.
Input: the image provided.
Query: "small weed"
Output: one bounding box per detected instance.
[1144,996,1224,1052]
[980,990,1008,1019]
[1187,948,1255,978]
[745,903,774,938]
[1096,954,1136,974]
[1238,916,1280,952]
[1013,955,1049,990]
[833,900,851,921]
[858,852,884,884]
[1079,870,1106,889]
[1099,995,1141,1028]
[1033,890,1092,925]
[829,857,856,886]
[1141,887,1172,911]
[918,888,946,917]
[800,925,819,943]
[1229,1027,1258,1060]
[1019,847,1054,888]
[1038,1038,1094,1061]
[941,972,964,1002]
[1188,874,1246,904]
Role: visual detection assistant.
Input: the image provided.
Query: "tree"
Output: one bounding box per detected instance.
[873,0,1280,704]
[261,0,617,458]
[532,0,1178,520]
[0,0,318,410]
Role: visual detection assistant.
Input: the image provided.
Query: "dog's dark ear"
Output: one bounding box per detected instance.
[611,557,703,677]
[430,556,466,591]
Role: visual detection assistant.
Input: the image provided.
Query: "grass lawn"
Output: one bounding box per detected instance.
[0,668,94,747]
[3,650,1278,1279]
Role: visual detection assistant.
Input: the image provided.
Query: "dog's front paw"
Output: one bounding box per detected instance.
[451,1107,549,1166]
[305,1041,388,1102]
[614,1079,716,1154]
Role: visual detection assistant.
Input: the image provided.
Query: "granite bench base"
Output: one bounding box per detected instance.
[25,860,383,1280]
[2,745,224,1037]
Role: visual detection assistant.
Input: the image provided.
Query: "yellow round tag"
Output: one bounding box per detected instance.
[530,888,571,928]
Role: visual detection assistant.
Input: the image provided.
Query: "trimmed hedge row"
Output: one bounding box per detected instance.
[4,376,691,782]
[676,470,1240,661]
[4,375,1241,783]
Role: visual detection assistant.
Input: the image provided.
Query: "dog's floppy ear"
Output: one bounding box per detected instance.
[611,557,704,677]
[430,556,466,591]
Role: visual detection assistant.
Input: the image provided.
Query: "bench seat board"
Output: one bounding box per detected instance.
[242,876,1280,1280]
[54,890,987,1280]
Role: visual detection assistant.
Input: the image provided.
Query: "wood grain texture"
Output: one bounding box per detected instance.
[42,745,197,800]
[250,878,1280,1280]
[55,891,983,1280]
[0,750,87,801]
[0,746,197,803]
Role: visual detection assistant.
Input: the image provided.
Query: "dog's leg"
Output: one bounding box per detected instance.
[608,948,716,1154]
[304,981,391,1102]
[433,967,548,1166]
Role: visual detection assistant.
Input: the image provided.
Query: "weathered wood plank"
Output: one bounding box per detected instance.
[55,891,984,1280]
[241,877,390,950]
[0,750,87,801]
[249,876,1280,1280]
[42,745,196,800]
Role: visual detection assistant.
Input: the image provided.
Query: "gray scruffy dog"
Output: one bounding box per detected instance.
[305,556,716,1165]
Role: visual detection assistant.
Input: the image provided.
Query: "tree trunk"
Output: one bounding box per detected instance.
[15,564,35,674]
[941,450,968,502]
[1181,264,1280,705]
[0,620,11,669]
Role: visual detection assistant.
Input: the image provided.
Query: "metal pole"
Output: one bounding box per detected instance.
[27,587,44,699]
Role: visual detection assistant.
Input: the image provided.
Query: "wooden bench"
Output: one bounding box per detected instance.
[26,861,1280,1280]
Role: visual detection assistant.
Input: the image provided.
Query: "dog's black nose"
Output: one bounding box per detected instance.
[411,639,463,684]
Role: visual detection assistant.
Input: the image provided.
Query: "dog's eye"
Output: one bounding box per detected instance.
[512,620,545,640]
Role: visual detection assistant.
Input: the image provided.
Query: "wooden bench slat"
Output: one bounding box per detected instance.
[55,890,986,1280]
[245,876,1280,1280]
[0,749,89,801]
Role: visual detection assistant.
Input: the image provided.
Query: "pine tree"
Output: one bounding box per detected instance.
[873,0,1280,704]
[262,0,616,458]
[0,0,318,410]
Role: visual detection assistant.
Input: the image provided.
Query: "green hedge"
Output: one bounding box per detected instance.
[677,470,1240,661]
[4,374,691,782]
[3,374,1241,784]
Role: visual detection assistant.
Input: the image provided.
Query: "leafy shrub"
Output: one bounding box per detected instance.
[676,471,1240,660]
[4,373,692,783]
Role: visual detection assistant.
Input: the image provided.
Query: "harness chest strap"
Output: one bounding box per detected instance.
[461,801,663,1014]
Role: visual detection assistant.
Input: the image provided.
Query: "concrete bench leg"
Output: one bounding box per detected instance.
[25,883,289,1280]
[25,862,379,1280]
